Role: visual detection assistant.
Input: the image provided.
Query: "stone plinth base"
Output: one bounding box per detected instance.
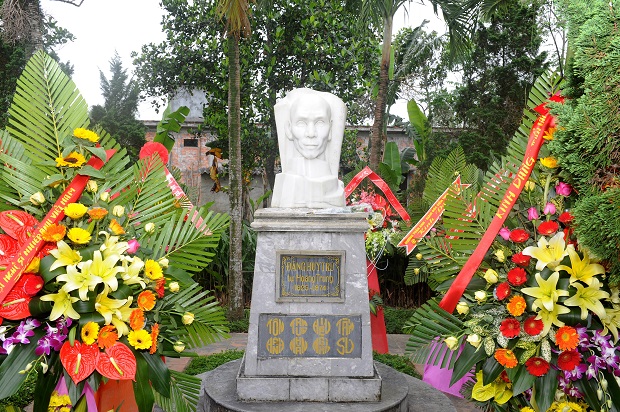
[198,359,457,412]
[236,356,382,402]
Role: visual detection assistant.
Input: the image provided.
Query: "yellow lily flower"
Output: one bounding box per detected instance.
[555,247,605,286]
[57,264,102,301]
[120,256,146,289]
[523,232,570,271]
[40,289,80,321]
[95,287,127,324]
[98,231,129,259]
[522,271,569,312]
[111,296,134,337]
[80,251,122,292]
[599,307,620,343]
[564,277,610,319]
[49,240,82,271]
[537,304,571,336]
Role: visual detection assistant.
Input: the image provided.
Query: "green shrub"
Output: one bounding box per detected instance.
[228,309,250,333]
[383,306,416,334]
[373,352,421,379]
[183,350,245,375]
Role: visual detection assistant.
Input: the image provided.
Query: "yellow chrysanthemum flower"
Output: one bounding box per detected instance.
[56,152,86,168]
[64,203,88,219]
[539,156,558,168]
[144,259,163,280]
[81,321,100,345]
[128,329,152,350]
[73,127,100,142]
[67,227,91,245]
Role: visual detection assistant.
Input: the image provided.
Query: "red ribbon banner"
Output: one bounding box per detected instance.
[398,176,470,255]
[0,150,115,303]
[439,103,558,313]
[344,166,411,222]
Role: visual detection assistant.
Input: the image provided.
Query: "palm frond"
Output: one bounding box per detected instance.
[143,203,229,273]
[404,299,464,368]
[0,131,41,214]
[7,50,88,172]
[152,370,202,412]
[158,282,229,348]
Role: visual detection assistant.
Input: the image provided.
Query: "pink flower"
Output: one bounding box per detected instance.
[527,207,539,221]
[543,202,556,215]
[499,227,511,241]
[555,182,572,196]
[127,239,140,254]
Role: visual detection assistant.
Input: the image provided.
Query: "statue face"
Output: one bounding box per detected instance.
[288,95,332,159]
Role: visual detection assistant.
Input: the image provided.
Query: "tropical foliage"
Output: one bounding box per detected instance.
[0,51,229,412]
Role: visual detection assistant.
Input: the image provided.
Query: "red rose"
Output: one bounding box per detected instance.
[523,316,543,336]
[507,267,528,286]
[525,357,550,376]
[511,252,531,267]
[557,350,582,371]
[499,318,521,338]
[495,282,511,300]
[558,211,574,224]
[509,229,530,243]
[537,220,559,235]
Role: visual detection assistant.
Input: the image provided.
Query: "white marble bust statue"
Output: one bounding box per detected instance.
[271,88,346,208]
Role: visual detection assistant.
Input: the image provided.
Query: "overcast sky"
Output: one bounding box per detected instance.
[40,0,446,121]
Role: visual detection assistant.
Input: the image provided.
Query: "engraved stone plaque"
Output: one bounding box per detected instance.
[257,314,362,359]
[276,251,344,302]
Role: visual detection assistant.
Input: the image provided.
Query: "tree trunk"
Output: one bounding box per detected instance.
[228,35,244,320]
[368,15,393,171]
[26,0,44,57]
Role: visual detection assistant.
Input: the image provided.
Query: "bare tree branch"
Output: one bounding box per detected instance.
[50,0,85,6]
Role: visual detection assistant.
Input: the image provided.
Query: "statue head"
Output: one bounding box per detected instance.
[287,93,332,160]
[275,88,346,177]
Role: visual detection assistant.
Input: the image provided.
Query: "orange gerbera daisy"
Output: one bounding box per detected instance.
[149,323,160,354]
[137,290,156,311]
[41,223,66,242]
[555,326,579,351]
[129,308,145,330]
[494,348,518,368]
[97,325,119,349]
[506,295,527,316]
[109,218,125,235]
[88,207,108,220]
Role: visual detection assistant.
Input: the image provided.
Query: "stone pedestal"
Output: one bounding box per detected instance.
[237,208,379,402]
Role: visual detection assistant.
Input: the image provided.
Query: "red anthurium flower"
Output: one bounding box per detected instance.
[20,274,44,296]
[0,287,31,320]
[511,252,531,267]
[525,357,550,376]
[96,342,136,381]
[39,242,58,259]
[60,341,99,384]
[0,234,19,263]
[499,318,521,338]
[0,210,38,242]
[509,229,530,243]
[507,267,528,286]
[139,142,169,165]
[537,220,559,235]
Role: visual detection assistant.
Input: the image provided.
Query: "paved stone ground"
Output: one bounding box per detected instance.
[166,333,479,412]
